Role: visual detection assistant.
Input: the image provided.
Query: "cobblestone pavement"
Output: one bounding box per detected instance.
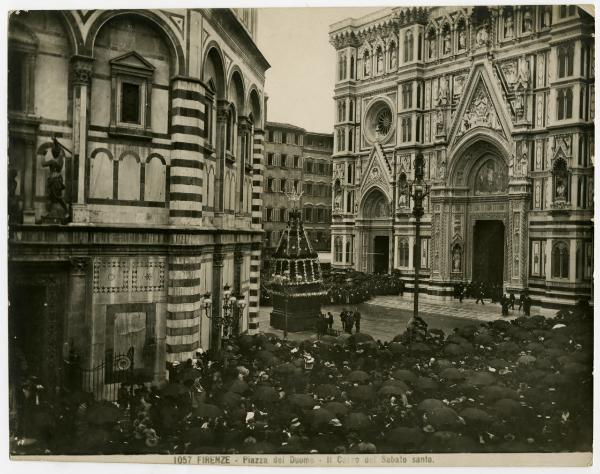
[258,294,541,343]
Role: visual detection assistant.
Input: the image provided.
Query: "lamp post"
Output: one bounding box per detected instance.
[409,152,431,319]
[203,285,246,349]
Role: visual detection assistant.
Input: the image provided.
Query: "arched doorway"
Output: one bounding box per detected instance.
[358,187,391,274]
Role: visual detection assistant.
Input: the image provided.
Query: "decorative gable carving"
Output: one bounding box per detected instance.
[456,81,504,140]
[447,61,514,151]
[360,144,393,201]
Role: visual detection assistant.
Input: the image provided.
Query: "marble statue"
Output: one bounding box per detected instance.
[504,12,514,38]
[41,138,69,219]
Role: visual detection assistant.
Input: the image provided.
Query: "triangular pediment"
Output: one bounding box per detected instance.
[110,51,155,72]
[448,62,513,151]
[360,143,393,201]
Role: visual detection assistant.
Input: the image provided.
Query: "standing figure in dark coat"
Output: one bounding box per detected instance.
[353,308,361,333]
[509,292,516,310]
[345,312,354,334]
[327,312,334,332]
[523,296,532,316]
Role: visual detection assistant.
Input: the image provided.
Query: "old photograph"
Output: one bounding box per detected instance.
[5,3,594,466]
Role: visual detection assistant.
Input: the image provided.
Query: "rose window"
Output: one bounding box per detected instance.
[364,100,394,144]
[375,108,392,137]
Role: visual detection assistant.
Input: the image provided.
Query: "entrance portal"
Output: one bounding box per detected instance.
[373,236,389,274]
[472,220,504,284]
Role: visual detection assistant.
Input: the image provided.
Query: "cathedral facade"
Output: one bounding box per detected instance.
[8,9,268,390]
[329,6,593,309]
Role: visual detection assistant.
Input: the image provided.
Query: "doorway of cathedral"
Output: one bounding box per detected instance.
[373,236,389,274]
[472,220,504,284]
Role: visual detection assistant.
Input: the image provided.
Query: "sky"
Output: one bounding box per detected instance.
[256,7,381,134]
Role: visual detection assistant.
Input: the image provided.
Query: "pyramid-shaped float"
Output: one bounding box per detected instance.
[268,209,327,332]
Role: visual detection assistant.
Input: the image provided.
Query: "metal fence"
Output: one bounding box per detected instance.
[65,348,135,401]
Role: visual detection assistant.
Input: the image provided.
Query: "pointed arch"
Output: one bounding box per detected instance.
[202,42,226,99]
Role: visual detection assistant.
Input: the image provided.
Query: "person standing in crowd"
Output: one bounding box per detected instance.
[458,283,465,303]
[518,291,525,312]
[399,280,405,297]
[353,307,361,333]
[345,311,354,334]
[523,294,532,316]
[327,312,334,333]
[509,291,516,310]
[475,284,485,305]
[340,310,347,333]
[500,293,509,316]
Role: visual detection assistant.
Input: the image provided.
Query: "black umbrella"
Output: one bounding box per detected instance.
[344,412,371,431]
[193,403,223,419]
[315,383,341,399]
[86,401,122,425]
[346,370,370,383]
[323,401,349,418]
[288,393,315,408]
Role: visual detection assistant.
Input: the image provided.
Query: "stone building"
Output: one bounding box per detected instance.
[7,8,269,392]
[262,122,333,261]
[329,6,593,309]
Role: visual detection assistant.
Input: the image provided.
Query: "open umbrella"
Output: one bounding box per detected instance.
[218,391,242,408]
[389,342,407,354]
[320,335,338,344]
[415,376,439,392]
[237,334,255,350]
[426,406,465,430]
[193,403,223,419]
[466,371,496,387]
[336,334,351,345]
[273,362,300,377]
[386,427,425,450]
[315,384,340,399]
[344,412,371,431]
[252,385,279,403]
[351,333,374,344]
[185,426,215,447]
[439,367,465,381]
[493,398,523,419]
[378,385,407,397]
[481,385,519,401]
[86,401,122,425]
[391,369,417,384]
[349,385,376,402]
[323,401,349,418]
[417,398,445,414]
[288,393,315,408]
[459,407,493,426]
[228,379,249,394]
[256,350,276,362]
[160,382,188,398]
[381,379,410,392]
[310,408,335,427]
[346,370,370,383]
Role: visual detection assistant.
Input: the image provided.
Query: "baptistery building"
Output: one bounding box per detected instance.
[8,8,268,393]
[329,6,593,309]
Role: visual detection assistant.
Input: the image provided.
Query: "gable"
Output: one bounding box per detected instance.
[447,62,513,151]
[110,51,155,73]
[360,143,393,201]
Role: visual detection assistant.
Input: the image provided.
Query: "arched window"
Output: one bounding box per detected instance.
[350,54,355,79]
[226,105,236,152]
[348,100,354,121]
[347,163,353,184]
[558,43,574,78]
[346,191,353,213]
[345,240,353,264]
[388,42,397,69]
[348,129,353,151]
[334,237,343,262]
[338,52,346,80]
[399,239,410,267]
[552,241,569,278]
[404,30,414,62]
[342,101,347,121]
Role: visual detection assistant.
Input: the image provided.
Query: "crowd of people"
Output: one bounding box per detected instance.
[453,282,533,316]
[10,302,592,456]
[324,270,405,305]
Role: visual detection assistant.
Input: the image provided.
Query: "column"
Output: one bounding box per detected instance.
[66,257,89,359]
[211,251,224,348]
[248,242,261,335]
[70,55,94,223]
[166,254,202,362]
[251,128,265,229]
[169,77,206,226]
[21,136,37,224]
[215,101,229,213]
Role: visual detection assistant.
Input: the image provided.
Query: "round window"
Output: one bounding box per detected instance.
[364,100,395,144]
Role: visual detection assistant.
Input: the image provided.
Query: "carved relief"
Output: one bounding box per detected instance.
[474,158,508,194]
[457,83,503,139]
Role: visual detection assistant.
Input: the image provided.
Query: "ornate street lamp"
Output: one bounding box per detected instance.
[203,285,247,349]
[408,152,431,319]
